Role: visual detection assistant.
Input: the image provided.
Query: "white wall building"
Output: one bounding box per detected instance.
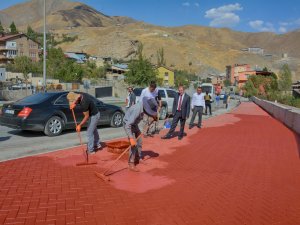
[0,68,6,81]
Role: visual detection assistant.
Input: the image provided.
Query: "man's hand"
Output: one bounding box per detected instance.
[70,102,76,110]
[130,138,136,146]
[76,125,81,132]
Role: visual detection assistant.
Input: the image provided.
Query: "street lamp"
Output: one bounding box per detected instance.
[43,0,47,92]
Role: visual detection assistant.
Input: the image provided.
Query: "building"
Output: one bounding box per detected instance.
[64,52,87,63]
[0,68,6,81]
[241,47,264,55]
[89,56,113,67]
[0,33,40,65]
[226,64,251,85]
[106,64,128,80]
[157,66,175,87]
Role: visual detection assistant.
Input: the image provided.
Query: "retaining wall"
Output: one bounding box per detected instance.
[252,97,300,134]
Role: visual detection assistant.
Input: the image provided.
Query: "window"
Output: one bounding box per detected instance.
[54,94,68,105]
[164,72,169,77]
[158,90,166,98]
[167,90,176,98]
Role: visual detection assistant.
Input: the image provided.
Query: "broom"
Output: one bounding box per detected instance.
[95,135,142,182]
[67,92,97,166]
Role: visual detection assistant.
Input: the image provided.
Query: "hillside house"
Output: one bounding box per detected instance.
[226,64,251,84]
[157,66,174,87]
[0,33,40,65]
[64,52,88,63]
[106,64,128,80]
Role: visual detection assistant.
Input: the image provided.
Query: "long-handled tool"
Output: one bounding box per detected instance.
[71,108,97,166]
[95,135,142,182]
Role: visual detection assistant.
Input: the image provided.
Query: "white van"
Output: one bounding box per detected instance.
[200,83,215,102]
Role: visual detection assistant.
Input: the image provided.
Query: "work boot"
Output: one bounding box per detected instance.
[128,164,139,172]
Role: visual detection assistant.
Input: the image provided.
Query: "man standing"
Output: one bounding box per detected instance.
[123,97,158,171]
[140,81,162,136]
[161,85,190,140]
[125,86,136,110]
[68,92,101,154]
[189,87,205,129]
[204,91,212,115]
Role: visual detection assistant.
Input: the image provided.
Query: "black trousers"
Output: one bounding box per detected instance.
[168,111,186,137]
[205,102,212,115]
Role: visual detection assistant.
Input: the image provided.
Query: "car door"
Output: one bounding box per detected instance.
[93,98,110,124]
[166,90,176,112]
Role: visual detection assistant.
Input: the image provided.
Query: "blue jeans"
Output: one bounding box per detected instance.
[87,112,100,152]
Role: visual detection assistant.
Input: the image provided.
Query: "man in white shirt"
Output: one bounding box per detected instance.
[140,81,162,136]
[189,86,205,129]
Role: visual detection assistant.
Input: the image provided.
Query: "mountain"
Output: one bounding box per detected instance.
[0,0,299,80]
[0,0,136,30]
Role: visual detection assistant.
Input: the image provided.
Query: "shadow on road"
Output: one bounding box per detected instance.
[0,136,11,142]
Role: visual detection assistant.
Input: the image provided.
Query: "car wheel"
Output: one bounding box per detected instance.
[110,111,123,127]
[159,106,167,120]
[44,116,63,136]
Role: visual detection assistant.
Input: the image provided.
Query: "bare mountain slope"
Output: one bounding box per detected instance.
[0,0,299,79]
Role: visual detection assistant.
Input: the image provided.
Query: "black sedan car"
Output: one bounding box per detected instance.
[0,92,124,136]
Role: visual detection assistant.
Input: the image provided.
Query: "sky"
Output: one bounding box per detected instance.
[0,0,300,33]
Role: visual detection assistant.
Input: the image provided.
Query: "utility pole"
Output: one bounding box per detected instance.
[43,0,47,92]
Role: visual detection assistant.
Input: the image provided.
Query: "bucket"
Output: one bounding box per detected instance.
[106,141,130,154]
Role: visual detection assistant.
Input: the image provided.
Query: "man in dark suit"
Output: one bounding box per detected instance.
[161,85,190,140]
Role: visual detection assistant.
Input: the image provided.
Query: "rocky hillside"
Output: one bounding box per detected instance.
[0,0,299,80]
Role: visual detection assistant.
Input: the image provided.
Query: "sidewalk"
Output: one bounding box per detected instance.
[0,102,300,225]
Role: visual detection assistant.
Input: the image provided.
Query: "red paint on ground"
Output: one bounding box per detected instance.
[1,102,300,225]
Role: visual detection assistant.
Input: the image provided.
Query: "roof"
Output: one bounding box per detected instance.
[0,33,39,44]
[157,65,174,72]
[112,64,128,70]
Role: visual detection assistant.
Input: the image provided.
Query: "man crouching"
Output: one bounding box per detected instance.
[123,97,158,172]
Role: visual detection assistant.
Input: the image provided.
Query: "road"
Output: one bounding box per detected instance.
[0,99,241,162]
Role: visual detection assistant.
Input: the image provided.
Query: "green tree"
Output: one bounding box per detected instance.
[156,47,166,67]
[0,20,4,34]
[46,47,83,82]
[9,21,18,34]
[278,64,292,93]
[244,79,258,97]
[125,43,159,86]
[26,26,37,41]
[224,79,231,87]
[13,56,35,95]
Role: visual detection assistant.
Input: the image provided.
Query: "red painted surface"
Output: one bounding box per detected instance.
[1,102,300,225]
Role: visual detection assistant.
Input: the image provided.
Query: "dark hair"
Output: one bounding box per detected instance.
[149,81,157,89]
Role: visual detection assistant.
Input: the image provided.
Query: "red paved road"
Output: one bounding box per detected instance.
[1,102,300,225]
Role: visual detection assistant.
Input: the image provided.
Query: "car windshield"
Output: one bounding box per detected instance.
[16,93,53,104]
[133,88,143,96]
[201,86,212,93]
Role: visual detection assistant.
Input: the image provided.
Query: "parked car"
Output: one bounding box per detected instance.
[133,87,177,120]
[0,92,124,136]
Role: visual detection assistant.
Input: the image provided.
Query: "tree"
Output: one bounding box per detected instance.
[244,79,258,97]
[9,22,18,34]
[46,47,83,82]
[13,56,35,96]
[224,79,231,87]
[278,64,292,93]
[0,20,4,34]
[156,47,166,67]
[125,43,160,86]
[26,26,37,41]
